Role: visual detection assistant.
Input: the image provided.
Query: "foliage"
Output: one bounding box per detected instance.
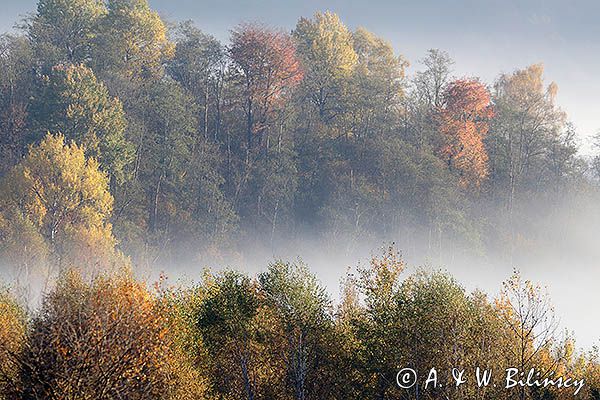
[0,133,120,273]
[29,63,133,183]
[17,270,200,399]
[0,3,597,397]
[0,291,25,399]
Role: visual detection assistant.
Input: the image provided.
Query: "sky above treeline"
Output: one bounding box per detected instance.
[3,0,599,153]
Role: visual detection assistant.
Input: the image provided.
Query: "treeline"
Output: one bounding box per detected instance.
[0,0,593,275]
[0,249,599,399]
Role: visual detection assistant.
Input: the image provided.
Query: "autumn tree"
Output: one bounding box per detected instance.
[350,27,407,138]
[17,271,198,400]
[438,78,494,187]
[485,64,579,258]
[227,24,303,242]
[0,133,119,273]
[93,0,174,83]
[488,64,573,210]
[27,0,106,68]
[230,23,303,154]
[0,290,25,399]
[293,12,357,123]
[29,64,134,183]
[496,271,561,400]
[353,246,406,400]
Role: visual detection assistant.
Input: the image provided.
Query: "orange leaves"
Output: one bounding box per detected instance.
[438,79,494,188]
[19,270,192,399]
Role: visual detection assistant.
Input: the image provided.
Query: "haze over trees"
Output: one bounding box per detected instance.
[0,1,598,399]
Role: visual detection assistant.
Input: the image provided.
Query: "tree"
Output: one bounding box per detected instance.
[230,23,303,154]
[293,12,357,122]
[413,49,454,109]
[18,271,194,400]
[486,64,578,258]
[353,246,405,400]
[27,0,106,68]
[197,271,279,400]
[488,64,571,210]
[0,290,25,399]
[93,0,174,82]
[226,24,303,242]
[169,22,226,141]
[496,271,560,400]
[438,78,494,187]
[0,133,118,273]
[405,49,454,150]
[0,34,33,175]
[259,261,332,400]
[29,63,134,183]
[350,27,407,137]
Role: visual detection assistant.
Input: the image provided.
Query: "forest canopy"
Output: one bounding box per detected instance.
[0,2,594,271]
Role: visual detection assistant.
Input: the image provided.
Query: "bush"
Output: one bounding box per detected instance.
[18,270,194,399]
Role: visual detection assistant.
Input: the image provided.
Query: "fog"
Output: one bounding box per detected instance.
[112,190,600,351]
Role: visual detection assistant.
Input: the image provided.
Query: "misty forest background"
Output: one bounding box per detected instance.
[0,0,599,399]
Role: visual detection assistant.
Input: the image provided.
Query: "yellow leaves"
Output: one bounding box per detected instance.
[294,11,357,89]
[98,0,175,81]
[20,133,113,226]
[0,133,119,273]
[0,292,25,393]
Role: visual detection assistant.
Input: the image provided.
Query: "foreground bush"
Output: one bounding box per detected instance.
[16,271,204,400]
[0,291,25,399]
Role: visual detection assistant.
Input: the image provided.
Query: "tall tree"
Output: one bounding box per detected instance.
[27,0,106,68]
[438,78,494,187]
[350,27,407,137]
[93,0,174,83]
[488,64,571,210]
[0,133,119,272]
[0,35,34,174]
[405,49,454,150]
[169,22,226,141]
[114,80,196,263]
[293,12,357,123]
[29,63,134,184]
[230,23,303,154]
[227,24,303,241]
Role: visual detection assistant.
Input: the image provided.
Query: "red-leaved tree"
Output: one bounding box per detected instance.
[438,79,494,187]
[229,23,303,153]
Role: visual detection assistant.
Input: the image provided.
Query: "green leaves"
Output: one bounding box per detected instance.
[29,64,134,183]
